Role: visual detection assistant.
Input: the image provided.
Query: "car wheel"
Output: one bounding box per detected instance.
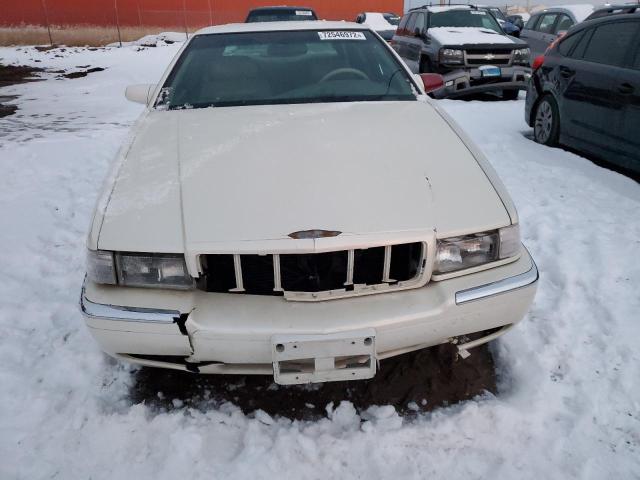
[533,94,560,146]
[503,89,519,100]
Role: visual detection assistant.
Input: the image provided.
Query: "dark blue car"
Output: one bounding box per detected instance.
[525,11,640,174]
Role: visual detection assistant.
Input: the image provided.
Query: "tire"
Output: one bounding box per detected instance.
[502,89,520,101]
[419,56,433,74]
[533,94,560,146]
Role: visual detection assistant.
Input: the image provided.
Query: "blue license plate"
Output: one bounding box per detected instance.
[480,66,501,77]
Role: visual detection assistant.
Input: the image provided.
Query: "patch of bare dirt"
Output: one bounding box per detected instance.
[61,67,105,79]
[0,65,47,117]
[0,64,44,88]
[129,343,497,420]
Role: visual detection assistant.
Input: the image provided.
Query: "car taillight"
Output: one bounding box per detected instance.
[532,55,545,71]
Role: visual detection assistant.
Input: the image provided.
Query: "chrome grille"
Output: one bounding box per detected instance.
[199,242,427,301]
[464,49,512,66]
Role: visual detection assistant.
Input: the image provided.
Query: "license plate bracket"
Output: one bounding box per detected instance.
[272,329,376,385]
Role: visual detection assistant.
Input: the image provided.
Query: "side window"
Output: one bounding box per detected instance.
[555,14,573,33]
[398,15,409,35]
[538,14,558,33]
[570,28,592,58]
[414,13,426,33]
[406,13,418,36]
[582,21,638,67]
[557,30,584,56]
[525,14,539,30]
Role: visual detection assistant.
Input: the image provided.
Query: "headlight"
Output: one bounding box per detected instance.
[87,250,117,285]
[434,225,520,275]
[86,251,193,289]
[512,48,530,65]
[439,48,464,65]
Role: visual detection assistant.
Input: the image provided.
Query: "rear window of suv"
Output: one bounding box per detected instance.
[246,9,317,22]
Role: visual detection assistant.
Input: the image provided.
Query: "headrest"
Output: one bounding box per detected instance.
[267,43,308,57]
[208,56,260,80]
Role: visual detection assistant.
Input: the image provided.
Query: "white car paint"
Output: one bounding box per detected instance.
[97,102,510,259]
[82,21,538,383]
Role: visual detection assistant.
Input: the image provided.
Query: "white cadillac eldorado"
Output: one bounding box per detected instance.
[81,21,538,385]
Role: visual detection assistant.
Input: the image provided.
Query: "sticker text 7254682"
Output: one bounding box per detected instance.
[318,31,367,41]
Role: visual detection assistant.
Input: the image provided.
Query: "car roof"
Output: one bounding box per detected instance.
[587,4,639,16]
[532,4,594,22]
[559,8,640,33]
[195,21,367,36]
[416,5,475,13]
[247,6,315,12]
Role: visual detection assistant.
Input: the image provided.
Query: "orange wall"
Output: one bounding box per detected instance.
[1,0,404,28]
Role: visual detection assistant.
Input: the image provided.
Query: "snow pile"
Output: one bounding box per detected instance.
[107,31,187,48]
[362,13,397,33]
[0,44,639,479]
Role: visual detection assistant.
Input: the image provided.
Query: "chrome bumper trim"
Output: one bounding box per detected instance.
[455,257,539,305]
[80,282,180,324]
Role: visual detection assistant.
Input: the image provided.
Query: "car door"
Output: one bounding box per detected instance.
[392,14,410,57]
[559,21,637,158]
[616,21,640,168]
[401,13,420,72]
[554,13,574,36]
[405,12,427,72]
[394,13,414,61]
[534,13,560,56]
[519,13,540,53]
[520,13,556,56]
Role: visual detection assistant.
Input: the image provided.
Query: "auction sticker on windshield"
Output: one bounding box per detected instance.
[296,10,313,15]
[318,31,367,40]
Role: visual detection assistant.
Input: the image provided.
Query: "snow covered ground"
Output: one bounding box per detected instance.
[1,43,639,479]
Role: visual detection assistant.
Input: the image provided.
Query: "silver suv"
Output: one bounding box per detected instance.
[392,5,531,99]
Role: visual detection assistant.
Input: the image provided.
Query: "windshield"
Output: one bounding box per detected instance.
[246,9,317,22]
[429,9,503,33]
[157,30,417,110]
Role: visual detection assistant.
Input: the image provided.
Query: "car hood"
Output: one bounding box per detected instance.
[98,101,510,256]
[429,26,516,46]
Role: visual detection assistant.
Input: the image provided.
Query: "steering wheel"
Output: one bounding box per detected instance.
[319,68,370,83]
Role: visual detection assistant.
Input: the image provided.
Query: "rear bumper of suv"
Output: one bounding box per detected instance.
[81,247,538,378]
[434,66,531,98]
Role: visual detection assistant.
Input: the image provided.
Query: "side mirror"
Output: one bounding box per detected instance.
[419,73,444,94]
[125,84,156,105]
[414,28,423,38]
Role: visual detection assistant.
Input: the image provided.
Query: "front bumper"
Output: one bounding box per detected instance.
[434,66,532,99]
[81,247,538,378]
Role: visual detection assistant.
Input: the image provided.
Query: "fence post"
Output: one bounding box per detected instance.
[137,0,143,27]
[182,0,189,39]
[40,0,53,46]
[207,0,213,26]
[114,0,123,47]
